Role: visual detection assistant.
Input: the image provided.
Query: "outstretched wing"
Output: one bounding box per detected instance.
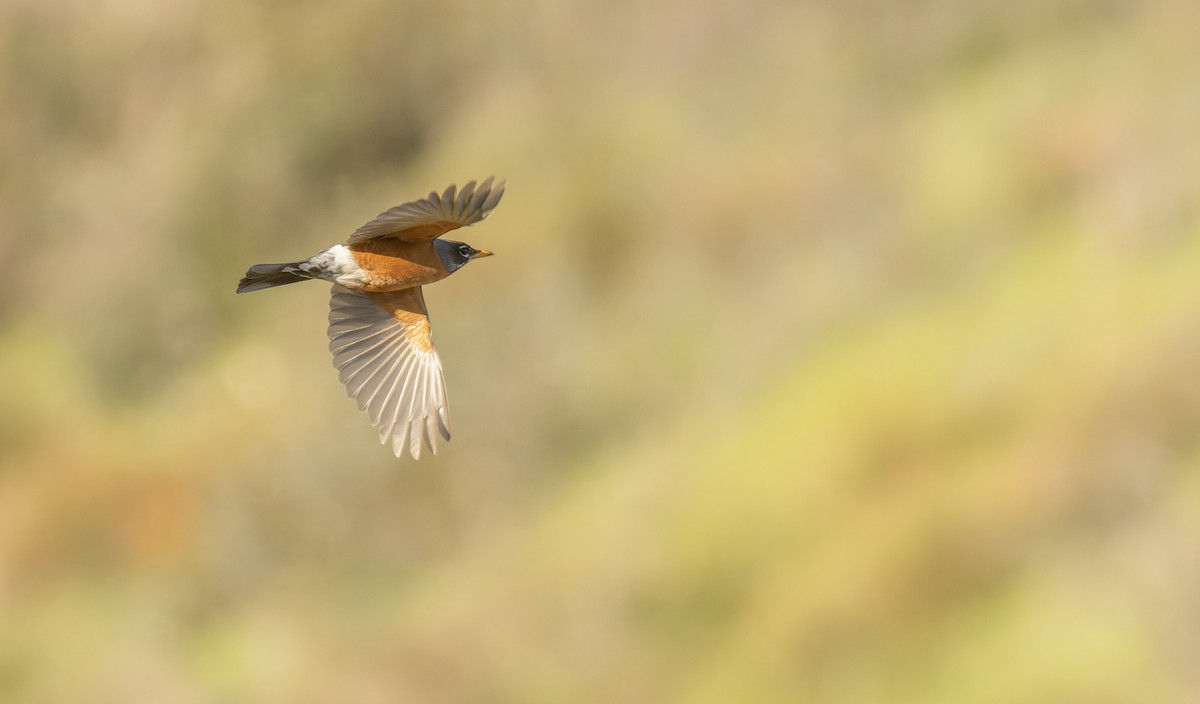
[346,177,506,244]
[327,285,451,459]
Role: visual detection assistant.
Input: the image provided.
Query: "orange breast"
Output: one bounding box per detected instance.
[349,239,448,292]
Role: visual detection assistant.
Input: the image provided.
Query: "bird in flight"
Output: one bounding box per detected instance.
[237,178,505,459]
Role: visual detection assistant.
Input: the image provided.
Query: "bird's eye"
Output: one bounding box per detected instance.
[457,245,472,257]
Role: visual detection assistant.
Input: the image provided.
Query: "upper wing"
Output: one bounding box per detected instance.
[346,177,506,244]
[327,285,451,459]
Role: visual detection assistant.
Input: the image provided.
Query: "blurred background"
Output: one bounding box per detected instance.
[3,0,1200,701]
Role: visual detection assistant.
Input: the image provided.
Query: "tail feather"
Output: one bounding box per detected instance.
[237,262,308,293]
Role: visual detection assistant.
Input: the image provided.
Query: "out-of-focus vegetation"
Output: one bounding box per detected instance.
[3,0,1200,701]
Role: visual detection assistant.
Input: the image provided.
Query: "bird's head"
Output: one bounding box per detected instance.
[434,239,493,275]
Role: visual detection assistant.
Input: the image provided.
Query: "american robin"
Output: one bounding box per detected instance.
[236,178,505,459]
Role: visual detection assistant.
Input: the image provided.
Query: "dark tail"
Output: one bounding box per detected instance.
[237,262,308,293]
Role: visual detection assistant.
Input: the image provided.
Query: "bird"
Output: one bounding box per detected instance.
[236,177,505,459]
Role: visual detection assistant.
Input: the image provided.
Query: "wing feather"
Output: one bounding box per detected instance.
[373,352,420,436]
[328,285,451,459]
[346,177,506,244]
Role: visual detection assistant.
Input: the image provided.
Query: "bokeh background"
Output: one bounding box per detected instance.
[3,0,1200,701]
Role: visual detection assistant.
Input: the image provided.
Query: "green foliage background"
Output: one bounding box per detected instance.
[3,0,1200,701]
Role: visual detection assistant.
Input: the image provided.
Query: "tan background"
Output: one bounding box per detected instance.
[3,0,1200,702]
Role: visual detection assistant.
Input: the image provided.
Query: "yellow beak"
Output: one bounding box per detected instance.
[470,249,494,259]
